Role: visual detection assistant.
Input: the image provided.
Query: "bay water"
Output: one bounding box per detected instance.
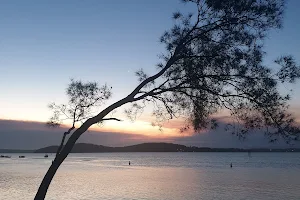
[1,152,300,200]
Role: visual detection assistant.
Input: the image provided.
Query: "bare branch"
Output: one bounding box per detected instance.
[55,125,75,158]
[101,118,122,122]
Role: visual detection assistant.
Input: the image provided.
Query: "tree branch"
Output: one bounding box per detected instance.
[101,118,122,121]
[55,125,75,159]
[127,56,179,99]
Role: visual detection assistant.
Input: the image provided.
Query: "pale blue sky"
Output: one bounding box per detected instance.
[0,0,299,122]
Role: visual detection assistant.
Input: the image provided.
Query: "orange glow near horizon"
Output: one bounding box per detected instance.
[2,105,300,138]
[89,119,192,138]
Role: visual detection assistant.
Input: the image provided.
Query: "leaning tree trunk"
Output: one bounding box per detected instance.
[34,157,63,199]
[34,97,133,200]
[34,124,88,200]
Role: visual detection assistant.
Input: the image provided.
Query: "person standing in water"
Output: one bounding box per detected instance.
[129,161,131,166]
[230,163,232,168]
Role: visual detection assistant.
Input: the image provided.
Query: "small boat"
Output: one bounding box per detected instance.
[44,154,48,158]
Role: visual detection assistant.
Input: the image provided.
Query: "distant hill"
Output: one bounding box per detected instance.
[35,143,191,153]
[34,143,300,153]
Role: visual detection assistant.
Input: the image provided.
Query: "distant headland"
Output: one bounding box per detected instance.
[1,143,299,153]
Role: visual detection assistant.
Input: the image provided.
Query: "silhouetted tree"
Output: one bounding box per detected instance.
[46,79,115,157]
[35,0,300,199]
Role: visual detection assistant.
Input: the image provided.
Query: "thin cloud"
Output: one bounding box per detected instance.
[0,119,299,150]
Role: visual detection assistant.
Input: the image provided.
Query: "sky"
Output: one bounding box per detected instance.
[0,0,300,149]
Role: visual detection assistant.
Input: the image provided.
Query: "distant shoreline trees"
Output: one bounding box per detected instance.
[35,0,300,199]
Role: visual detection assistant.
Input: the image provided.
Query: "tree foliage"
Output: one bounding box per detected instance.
[47,79,113,157]
[47,79,112,127]
[131,0,300,143]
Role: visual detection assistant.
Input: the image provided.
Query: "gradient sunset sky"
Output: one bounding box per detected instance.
[1,0,300,148]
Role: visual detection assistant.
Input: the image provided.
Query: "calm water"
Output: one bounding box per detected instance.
[1,152,300,200]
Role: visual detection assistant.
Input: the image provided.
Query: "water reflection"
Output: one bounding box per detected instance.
[0,153,300,200]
